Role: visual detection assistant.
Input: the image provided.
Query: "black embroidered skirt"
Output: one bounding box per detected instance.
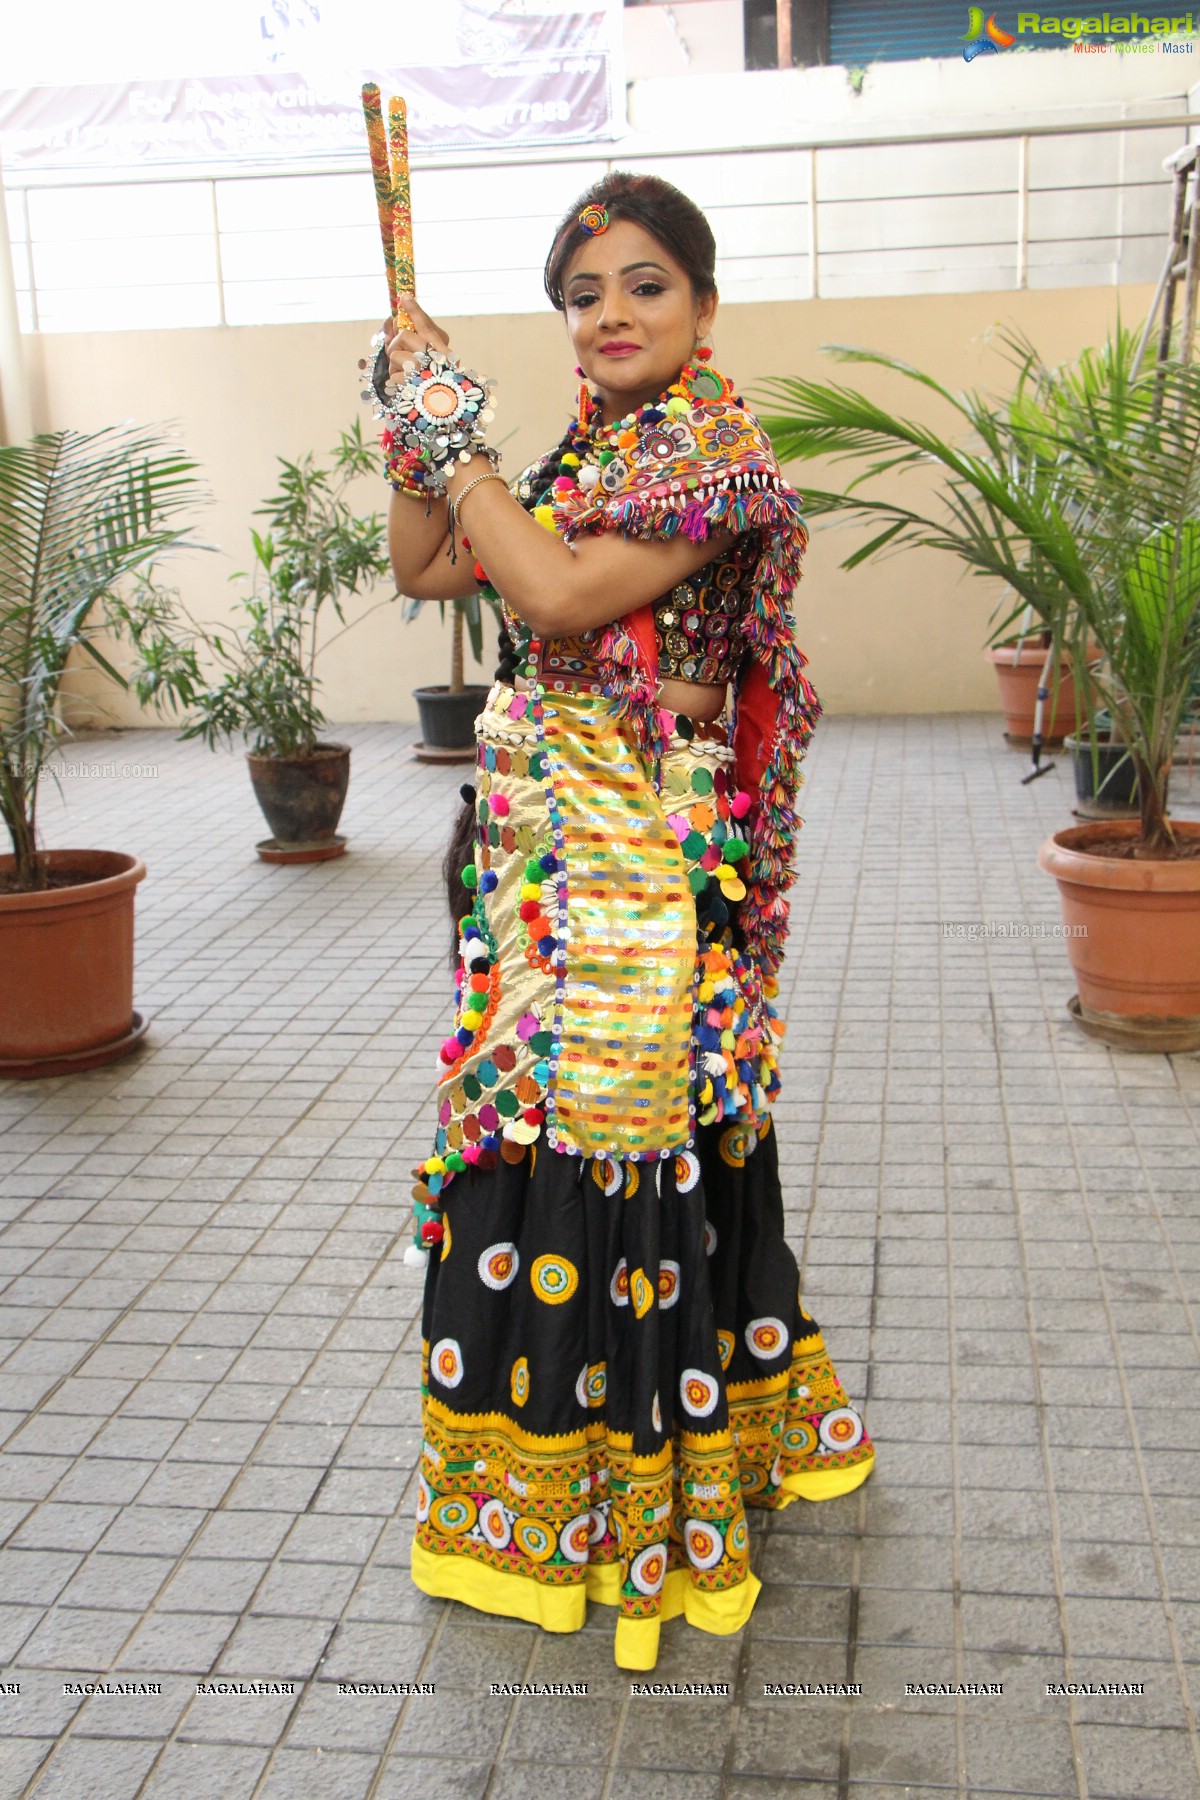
[412,1111,874,1670]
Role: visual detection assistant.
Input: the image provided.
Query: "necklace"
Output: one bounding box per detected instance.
[466,351,742,677]
[547,350,740,504]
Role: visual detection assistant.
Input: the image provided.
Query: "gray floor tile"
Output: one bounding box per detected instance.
[139,1740,269,1797]
[2,718,1200,1799]
[372,1755,492,1800]
[25,1735,161,1800]
[255,1748,379,1800]
[1078,1723,1200,1800]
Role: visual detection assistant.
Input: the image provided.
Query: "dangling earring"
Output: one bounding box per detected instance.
[575,365,592,431]
[693,337,713,363]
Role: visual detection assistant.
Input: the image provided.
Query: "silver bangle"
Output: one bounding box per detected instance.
[450,470,507,533]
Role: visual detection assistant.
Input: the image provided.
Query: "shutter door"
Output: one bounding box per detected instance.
[828,2,1126,64]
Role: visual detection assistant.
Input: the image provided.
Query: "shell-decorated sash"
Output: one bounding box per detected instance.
[550,388,821,982]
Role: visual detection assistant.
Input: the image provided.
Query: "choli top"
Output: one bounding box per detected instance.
[652,533,760,685]
[511,449,757,688]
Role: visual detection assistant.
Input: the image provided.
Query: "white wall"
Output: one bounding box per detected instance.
[5,41,1194,330]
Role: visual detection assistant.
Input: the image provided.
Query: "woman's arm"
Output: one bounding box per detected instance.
[383,298,730,630]
[388,487,483,603]
[449,464,730,638]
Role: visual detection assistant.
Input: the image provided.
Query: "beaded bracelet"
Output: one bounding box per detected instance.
[362,333,500,500]
[381,438,429,497]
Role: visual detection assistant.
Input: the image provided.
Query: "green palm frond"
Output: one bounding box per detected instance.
[0,424,207,889]
[752,328,1200,852]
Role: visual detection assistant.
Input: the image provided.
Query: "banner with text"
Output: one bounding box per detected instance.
[0,0,623,174]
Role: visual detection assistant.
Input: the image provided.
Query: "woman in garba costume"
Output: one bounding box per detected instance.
[385,173,874,1672]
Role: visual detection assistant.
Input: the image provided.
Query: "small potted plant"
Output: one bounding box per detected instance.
[406,588,500,762]
[0,423,207,1077]
[755,324,1200,1049]
[122,421,395,862]
[986,622,1089,747]
[1063,708,1140,820]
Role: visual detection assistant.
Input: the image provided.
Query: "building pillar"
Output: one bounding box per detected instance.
[0,154,32,446]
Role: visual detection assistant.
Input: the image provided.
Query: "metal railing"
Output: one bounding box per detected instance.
[4,109,1196,328]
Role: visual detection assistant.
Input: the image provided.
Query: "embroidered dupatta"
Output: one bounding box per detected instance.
[547,389,821,980]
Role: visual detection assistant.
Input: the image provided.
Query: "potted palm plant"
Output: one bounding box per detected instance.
[120,421,395,861]
[755,326,1200,1050]
[406,586,497,763]
[0,423,207,1077]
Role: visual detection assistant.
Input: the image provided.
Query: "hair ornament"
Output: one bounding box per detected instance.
[579,204,610,236]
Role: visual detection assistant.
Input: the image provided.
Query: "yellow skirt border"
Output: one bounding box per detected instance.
[777,1451,875,1507]
[411,1542,761,1671]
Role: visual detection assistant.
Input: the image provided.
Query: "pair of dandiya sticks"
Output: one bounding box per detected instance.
[359,86,614,328]
[360,84,416,329]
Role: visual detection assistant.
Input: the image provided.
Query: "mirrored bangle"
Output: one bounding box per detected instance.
[363,333,499,500]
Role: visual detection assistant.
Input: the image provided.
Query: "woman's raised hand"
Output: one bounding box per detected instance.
[386,295,452,382]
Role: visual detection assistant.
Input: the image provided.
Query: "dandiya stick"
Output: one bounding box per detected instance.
[360,83,398,319]
[387,95,415,330]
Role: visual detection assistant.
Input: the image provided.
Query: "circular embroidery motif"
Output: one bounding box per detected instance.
[674,1149,700,1193]
[430,1495,477,1536]
[625,1164,640,1198]
[416,1475,431,1522]
[680,1368,719,1418]
[588,1506,610,1544]
[478,1242,519,1290]
[629,1544,668,1595]
[782,1421,820,1457]
[745,1317,788,1360]
[657,1261,680,1309]
[585,1363,607,1407]
[719,1122,755,1167]
[419,378,468,422]
[610,1258,630,1307]
[818,1406,865,1452]
[513,1518,557,1562]
[431,1337,463,1388]
[651,1390,663,1433]
[704,1220,718,1256]
[530,1253,579,1304]
[630,1268,654,1319]
[559,1515,591,1564]
[593,1157,622,1196]
[478,1498,511,1549]
[574,1364,589,1409]
[510,1356,530,1407]
[728,1517,749,1557]
[716,1329,735,1369]
[684,1518,724,1570]
[442,1218,453,1258]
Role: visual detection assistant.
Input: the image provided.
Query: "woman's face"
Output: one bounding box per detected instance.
[562,217,717,426]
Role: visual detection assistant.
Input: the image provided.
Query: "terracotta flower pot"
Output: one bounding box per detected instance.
[1038,820,1200,1051]
[986,643,1087,746]
[0,850,149,1078]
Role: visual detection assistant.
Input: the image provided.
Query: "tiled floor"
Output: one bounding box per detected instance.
[1,715,1199,1800]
